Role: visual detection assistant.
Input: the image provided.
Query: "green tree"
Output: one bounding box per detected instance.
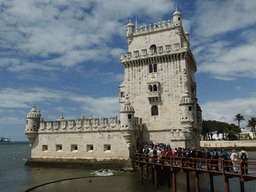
[234,114,245,140]
[201,120,241,140]
[247,117,256,139]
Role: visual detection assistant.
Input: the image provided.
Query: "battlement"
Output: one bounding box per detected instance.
[133,20,175,36]
[38,116,143,132]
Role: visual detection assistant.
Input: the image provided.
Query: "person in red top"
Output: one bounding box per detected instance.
[167,148,172,156]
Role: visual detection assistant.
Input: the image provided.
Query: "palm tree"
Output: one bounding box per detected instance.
[247,117,256,139]
[234,114,245,140]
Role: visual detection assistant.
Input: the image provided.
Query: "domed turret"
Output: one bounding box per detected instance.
[120,95,135,129]
[179,92,194,122]
[25,103,40,145]
[172,8,182,27]
[126,19,135,45]
[59,112,65,121]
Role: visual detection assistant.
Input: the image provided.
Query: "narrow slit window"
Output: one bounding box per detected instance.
[149,64,153,73]
[154,64,157,72]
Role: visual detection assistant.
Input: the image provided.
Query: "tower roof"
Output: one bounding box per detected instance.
[180,92,193,105]
[27,103,40,118]
[121,95,134,112]
[126,19,134,27]
[59,112,65,121]
[173,7,182,17]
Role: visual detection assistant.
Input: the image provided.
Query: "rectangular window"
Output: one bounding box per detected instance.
[71,144,78,152]
[42,145,48,151]
[56,145,62,151]
[149,64,153,73]
[87,144,93,152]
[128,114,132,119]
[189,106,192,111]
[121,92,125,98]
[154,64,157,72]
[153,85,157,91]
[104,144,111,152]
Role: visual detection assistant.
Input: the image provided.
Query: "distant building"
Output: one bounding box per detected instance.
[25,9,202,168]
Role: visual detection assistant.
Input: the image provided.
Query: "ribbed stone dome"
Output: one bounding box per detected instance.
[121,95,134,112]
[27,103,40,118]
[180,92,193,104]
[173,8,182,17]
[127,19,134,27]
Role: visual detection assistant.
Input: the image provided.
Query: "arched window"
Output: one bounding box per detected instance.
[150,44,157,54]
[151,105,158,116]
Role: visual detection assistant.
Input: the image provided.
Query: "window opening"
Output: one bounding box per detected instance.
[154,64,157,72]
[121,92,125,98]
[149,64,153,73]
[42,145,48,151]
[153,85,157,91]
[189,106,192,111]
[149,85,152,92]
[128,114,132,119]
[151,105,158,116]
[150,44,157,54]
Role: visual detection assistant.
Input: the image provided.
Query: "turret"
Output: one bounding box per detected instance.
[25,103,40,145]
[120,95,135,129]
[172,8,182,27]
[59,112,65,121]
[179,92,194,122]
[126,19,135,45]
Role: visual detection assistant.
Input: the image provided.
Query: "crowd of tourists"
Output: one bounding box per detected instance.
[135,143,249,175]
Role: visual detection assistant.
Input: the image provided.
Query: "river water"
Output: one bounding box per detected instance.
[1,142,255,192]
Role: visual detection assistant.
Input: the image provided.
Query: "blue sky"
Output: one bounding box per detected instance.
[0,0,255,141]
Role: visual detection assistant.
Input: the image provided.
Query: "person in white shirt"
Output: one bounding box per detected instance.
[230,149,239,173]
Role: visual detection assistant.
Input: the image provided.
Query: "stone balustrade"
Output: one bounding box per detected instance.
[120,43,189,62]
[39,116,120,132]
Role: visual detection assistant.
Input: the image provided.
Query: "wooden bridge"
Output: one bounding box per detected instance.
[135,154,256,192]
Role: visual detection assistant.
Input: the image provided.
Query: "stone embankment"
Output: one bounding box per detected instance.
[200,140,256,150]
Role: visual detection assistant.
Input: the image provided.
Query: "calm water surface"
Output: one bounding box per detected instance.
[1,142,255,192]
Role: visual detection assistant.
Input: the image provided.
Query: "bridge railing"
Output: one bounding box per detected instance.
[135,153,256,177]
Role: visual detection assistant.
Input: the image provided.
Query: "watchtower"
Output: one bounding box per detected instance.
[119,9,202,149]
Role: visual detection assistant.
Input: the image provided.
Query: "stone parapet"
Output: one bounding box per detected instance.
[200,140,256,148]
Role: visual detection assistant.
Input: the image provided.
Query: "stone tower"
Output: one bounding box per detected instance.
[119,9,202,149]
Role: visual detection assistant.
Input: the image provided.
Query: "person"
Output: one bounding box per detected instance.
[211,148,219,171]
[239,148,249,175]
[230,149,239,173]
[195,148,203,169]
[220,149,229,172]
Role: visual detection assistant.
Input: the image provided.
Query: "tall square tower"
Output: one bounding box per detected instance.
[120,9,202,149]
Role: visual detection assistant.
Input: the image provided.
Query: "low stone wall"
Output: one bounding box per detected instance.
[25,157,133,170]
[200,140,256,150]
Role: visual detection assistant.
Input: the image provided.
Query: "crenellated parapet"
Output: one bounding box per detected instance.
[133,20,175,36]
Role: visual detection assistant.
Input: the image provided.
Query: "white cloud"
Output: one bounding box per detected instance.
[194,0,256,38]
[0,87,120,118]
[201,93,256,127]
[197,41,256,79]
[0,0,175,71]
